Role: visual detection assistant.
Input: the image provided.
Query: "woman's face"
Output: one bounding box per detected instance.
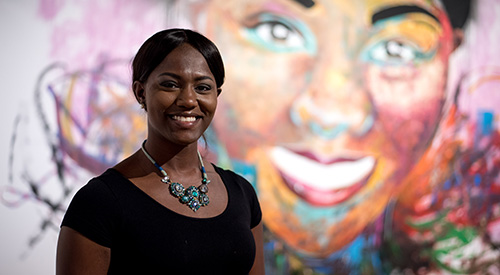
[198,0,454,255]
[140,44,219,147]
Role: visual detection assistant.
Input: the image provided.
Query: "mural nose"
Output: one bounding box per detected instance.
[290,73,374,139]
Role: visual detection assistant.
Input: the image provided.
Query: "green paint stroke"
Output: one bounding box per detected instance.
[432,226,479,273]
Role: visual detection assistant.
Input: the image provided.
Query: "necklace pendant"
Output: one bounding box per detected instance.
[199,184,208,193]
[141,140,211,213]
[199,193,209,206]
[188,198,201,212]
[181,195,190,203]
[170,182,185,198]
[185,186,200,199]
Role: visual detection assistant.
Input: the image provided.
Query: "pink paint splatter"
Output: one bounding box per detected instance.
[45,0,167,71]
[38,0,65,20]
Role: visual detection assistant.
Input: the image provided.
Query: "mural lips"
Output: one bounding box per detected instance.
[269,146,376,206]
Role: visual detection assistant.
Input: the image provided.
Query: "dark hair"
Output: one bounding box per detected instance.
[442,0,471,29]
[132,28,225,88]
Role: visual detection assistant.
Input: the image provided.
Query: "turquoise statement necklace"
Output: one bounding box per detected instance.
[141,140,210,212]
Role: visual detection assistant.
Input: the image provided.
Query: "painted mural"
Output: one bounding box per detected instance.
[3,0,500,274]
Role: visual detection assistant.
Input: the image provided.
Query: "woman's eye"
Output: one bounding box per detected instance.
[244,14,316,54]
[196,85,212,92]
[160,81,178,89]
[362,39,435,66]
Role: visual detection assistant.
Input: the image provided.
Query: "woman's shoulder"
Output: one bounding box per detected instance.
[70,166,138,207]
[211,164,262,227]
[212,164,248,183]
[74,169,124,199]
[62,168,124,248]
[211,164,257,194]
[111,150,144,178]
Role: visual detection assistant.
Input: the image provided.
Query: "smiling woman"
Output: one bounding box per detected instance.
[56,29,264,274]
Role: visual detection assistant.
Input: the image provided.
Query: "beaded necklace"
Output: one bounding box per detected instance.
[141,140,210,212]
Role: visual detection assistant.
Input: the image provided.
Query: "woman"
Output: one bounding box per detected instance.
[56,29,264,274]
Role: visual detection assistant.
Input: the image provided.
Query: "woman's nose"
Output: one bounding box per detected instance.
[290,70,374,139]
[175,86,197,108]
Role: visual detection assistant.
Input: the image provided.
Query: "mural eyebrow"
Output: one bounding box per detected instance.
[292,0,315,8]
[372,5,440,24]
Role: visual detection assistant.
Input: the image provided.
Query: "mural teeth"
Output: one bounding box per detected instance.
[270,146,375,190]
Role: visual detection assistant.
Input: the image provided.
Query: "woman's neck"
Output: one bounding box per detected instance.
[142,137,201,173]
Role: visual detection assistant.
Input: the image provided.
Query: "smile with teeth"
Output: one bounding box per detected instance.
[269,146,376,206]
[172,115,197,122]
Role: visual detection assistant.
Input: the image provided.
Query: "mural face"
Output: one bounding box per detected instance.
[194,0,454,256]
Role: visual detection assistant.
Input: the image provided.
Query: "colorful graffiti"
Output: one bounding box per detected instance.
[3,0,500,274]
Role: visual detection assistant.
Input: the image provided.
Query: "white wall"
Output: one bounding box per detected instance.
[0,1,55,274]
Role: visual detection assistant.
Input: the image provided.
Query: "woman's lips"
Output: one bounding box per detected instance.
[169,115,200,128]
[269,146,376,206]
[172,115,197,122]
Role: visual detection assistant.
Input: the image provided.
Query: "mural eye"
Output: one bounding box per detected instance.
[383,41,415,60]
[363,39,434,66]
[255,21,302,47]
[244,14,316,54]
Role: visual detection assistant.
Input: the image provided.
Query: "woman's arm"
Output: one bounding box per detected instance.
[56,226,111,275]
[249,221,265,275]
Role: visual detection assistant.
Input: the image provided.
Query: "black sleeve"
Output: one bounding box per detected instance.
[61,177,121,248]
[249,183,262,229]
[233,171,262,229]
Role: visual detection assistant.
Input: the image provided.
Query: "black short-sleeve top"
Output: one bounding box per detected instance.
[61,164,262,274]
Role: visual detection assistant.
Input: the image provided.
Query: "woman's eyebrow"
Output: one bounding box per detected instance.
[158,72,214,82]
[195,76,215,82]
[372,5,440,25]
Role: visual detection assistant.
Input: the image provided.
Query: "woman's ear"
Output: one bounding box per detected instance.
[133,81,144,101]
[133,81,147,110]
